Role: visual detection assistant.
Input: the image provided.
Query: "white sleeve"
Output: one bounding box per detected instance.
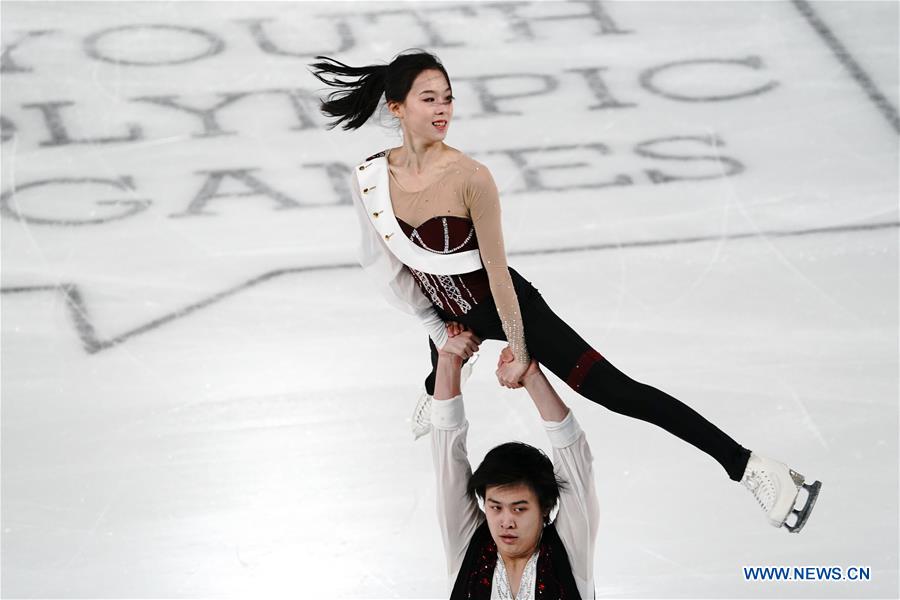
[351,172,448,349]
[545,411,599,597]
[431,395,484,586]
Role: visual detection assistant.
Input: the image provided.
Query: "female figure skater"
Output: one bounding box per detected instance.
[310,50,820,533]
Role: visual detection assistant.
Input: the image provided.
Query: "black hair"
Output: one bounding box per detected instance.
[468,442,566,519]
[309,49,451,131]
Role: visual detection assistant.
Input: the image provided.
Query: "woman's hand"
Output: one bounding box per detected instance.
[439,322,481,360]
[495,345,529,389]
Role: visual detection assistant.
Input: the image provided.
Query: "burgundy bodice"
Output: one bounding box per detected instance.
[396,216,490,317]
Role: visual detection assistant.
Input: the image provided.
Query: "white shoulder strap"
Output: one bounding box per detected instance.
[355,154,483,276]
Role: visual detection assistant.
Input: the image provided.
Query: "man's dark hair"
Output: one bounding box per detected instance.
[468,442,566,517]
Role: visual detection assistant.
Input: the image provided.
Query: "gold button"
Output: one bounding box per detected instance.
[358,165,366,171]
[384,233,394,240]
[373,211,383,218]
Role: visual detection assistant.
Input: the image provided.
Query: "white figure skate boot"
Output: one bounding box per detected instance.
[741,452,822,533]
[410,353,479,440]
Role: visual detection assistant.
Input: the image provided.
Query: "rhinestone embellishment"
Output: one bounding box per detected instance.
[495,551,539,600]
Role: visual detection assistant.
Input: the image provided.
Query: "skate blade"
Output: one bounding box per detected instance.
[784,480,822,533]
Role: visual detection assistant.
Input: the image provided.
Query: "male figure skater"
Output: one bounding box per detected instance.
[431,325,598,598]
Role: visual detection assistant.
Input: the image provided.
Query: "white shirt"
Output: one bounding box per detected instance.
[352,167,450,349]
[430,395,599,599]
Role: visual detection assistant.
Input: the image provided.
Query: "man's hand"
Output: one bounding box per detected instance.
[495,345,529,389]
[496,345,515,367]
[439,322,480,360]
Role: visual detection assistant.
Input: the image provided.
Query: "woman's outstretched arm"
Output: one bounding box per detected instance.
[465,164,530,387]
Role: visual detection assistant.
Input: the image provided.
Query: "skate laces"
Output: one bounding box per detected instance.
[742,468,776,512]
[411,392,433,441]
[413,394,432,427]
[411,353,477,440]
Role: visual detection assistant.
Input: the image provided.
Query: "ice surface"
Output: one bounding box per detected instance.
[2,1,897,598]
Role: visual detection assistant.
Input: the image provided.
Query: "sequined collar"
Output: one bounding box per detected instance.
[494,550,540,600]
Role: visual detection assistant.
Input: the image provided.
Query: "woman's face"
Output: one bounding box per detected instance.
[390,68,454,144]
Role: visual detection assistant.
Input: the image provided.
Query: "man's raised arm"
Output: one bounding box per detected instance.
[519,356,600,599]
[430,327,484,586]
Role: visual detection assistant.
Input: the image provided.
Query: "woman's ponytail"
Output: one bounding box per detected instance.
[309,56,388,131]
[310,50,450,132]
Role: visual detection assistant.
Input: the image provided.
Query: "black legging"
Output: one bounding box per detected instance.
[424,267,751,481]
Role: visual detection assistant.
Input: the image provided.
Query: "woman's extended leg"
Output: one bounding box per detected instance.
[421,269,819,529]
[518,289,751,481]
[423,268,750,481]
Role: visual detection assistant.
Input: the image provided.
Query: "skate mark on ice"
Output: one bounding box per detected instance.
[54,483,125,578]
[791,0,899,134]
[511,219,899,257]
[782,379,829,449]
[1,220,896,355]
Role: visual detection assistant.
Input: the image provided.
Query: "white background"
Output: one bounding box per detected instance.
[2,1,897,597]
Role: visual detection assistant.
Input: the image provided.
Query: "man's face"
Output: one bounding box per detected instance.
[484,483,545,561]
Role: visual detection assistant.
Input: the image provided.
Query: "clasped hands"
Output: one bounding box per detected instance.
[440,322,530,389]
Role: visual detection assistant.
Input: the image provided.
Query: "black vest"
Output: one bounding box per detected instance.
[449,521,582,599]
